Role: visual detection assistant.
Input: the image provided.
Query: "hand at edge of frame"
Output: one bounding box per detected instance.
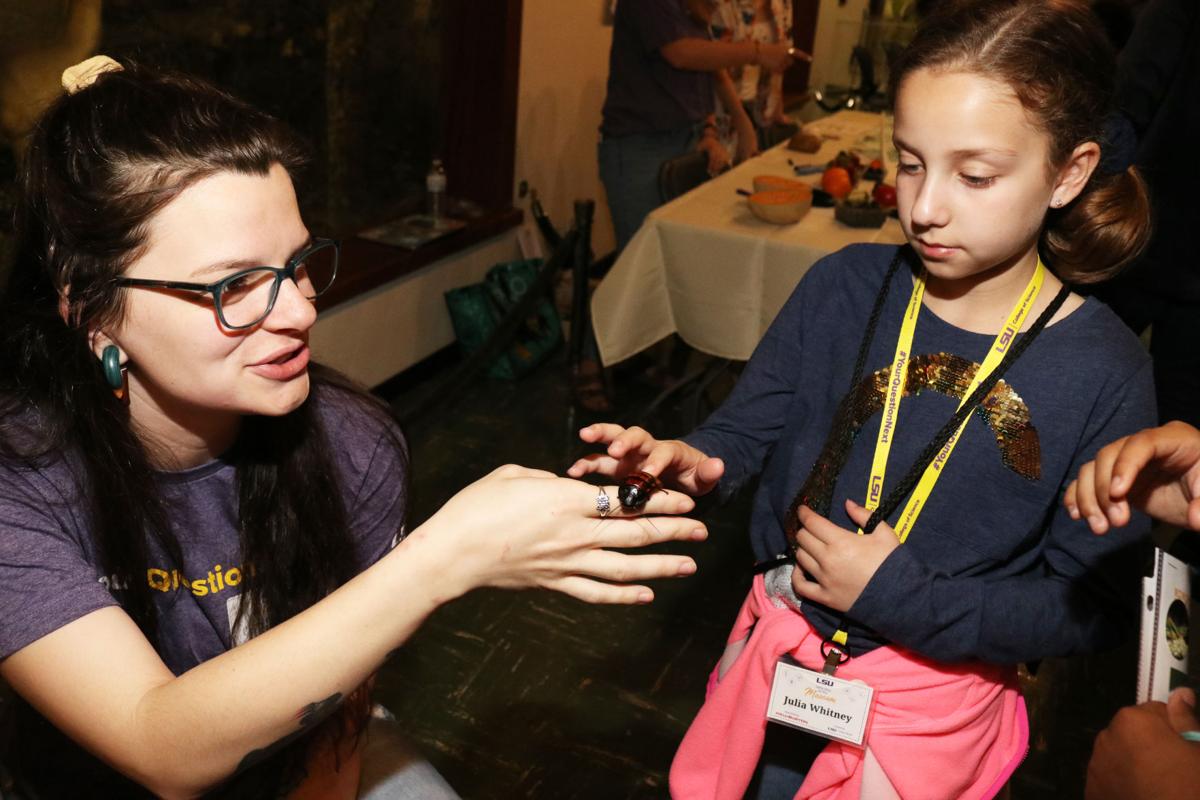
[1065,421,1200,534]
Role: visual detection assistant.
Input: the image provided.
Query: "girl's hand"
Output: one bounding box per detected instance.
[790,500,899,613]
[696,134,732,175]
[417,464,707,605]
[567,423,725,497]
[1064,421,1200,534]
[725,93,759,164]
[733,116,760,164]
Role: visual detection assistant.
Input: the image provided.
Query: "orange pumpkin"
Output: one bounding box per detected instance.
[821,166,853,199]
[747,188,813,224]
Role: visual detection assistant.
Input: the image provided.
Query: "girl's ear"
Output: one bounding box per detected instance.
[1050,141,1101,209]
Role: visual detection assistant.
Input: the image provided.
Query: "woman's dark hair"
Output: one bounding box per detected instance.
[0,61,402,797]
[889,0,1151,283]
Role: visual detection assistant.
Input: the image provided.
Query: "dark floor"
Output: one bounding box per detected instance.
[375,345,1144,800]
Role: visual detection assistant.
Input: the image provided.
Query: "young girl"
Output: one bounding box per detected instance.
[713,0,794,132]
[571,1,1156,796]
[0,58,706,799]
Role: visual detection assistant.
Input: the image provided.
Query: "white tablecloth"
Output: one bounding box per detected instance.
[592,110,908,365]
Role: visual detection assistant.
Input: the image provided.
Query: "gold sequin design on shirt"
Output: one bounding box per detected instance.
[787,353,1041,542]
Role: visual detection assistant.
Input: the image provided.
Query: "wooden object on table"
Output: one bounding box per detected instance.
[787,128,822,153]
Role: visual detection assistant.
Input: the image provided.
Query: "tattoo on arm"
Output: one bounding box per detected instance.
[235,693,344,773]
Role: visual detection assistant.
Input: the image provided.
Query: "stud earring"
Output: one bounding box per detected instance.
[1052,197,1063,208]
[100,344,129,402]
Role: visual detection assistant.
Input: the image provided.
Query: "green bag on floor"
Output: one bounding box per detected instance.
[444,259,562,380]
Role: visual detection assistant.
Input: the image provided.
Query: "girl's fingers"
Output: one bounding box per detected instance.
[1064,479,1079,519]
[791,566,826,604]
[1108,433,1159,497]
[639,445,682,479]
[1091,444,1121,518]
[796,506,837,544]
[1188,498,1200,532]
[567,453,624,478]
[578,423,627,444]
[1074,461,1108,534]
[793,524,827,559]
[844,498,872,528]
[696,457,726,488]
[549,575,654,605]
[794,545,821,580]
[607,426,655,458]
[1107,499,1132,528]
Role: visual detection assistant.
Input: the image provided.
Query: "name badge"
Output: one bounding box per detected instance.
[765,660,874,747]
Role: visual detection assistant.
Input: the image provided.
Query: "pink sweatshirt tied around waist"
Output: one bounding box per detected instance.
[669,575,1028,800]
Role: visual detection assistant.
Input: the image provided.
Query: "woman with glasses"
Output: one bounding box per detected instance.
[0,58,706,799]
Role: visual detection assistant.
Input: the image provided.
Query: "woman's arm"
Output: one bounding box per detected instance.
[660,37,794,73]
[0,467,705,799]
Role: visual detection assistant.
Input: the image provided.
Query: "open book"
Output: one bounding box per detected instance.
[1137,547,1197,703]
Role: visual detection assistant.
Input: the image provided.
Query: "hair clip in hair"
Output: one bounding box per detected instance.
[62,55,123,95]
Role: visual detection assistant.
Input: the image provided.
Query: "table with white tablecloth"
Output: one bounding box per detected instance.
[591,110,908,366]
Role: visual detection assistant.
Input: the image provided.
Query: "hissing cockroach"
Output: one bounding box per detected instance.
[618,470,661,511]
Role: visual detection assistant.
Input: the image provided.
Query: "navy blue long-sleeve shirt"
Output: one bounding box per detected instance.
[684,244,1157,665]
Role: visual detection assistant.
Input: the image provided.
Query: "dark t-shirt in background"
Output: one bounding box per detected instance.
[601,0,715,138]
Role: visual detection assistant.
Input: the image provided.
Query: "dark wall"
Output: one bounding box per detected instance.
[99,0,445,234]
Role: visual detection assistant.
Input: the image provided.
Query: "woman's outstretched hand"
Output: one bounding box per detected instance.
[1065,421,1200,534]
[566,424,725,497]
[790,500,899,613]
[412,464,708,605]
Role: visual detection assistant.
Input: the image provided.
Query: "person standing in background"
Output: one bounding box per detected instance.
[599,0,800,252]
[712,0,794,134]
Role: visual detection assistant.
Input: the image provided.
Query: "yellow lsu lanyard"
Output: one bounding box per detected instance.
[825,256,1046,657]
[820,260,1046,662]
[864,257,1046,542]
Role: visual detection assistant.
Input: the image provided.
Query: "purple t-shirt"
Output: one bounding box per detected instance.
[0,385,407,673]
[600,0,716,138]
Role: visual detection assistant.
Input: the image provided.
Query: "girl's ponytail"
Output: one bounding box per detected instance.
[1043,165,1152,285]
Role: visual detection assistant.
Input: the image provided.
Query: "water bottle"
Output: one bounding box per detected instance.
[426,158,447,220]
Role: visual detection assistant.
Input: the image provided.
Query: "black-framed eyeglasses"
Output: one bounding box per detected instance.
[113,238,340,330]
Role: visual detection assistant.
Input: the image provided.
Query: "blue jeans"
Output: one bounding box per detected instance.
[357,716,459,799]
[598,126,696,252]
[745,721,825,799]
